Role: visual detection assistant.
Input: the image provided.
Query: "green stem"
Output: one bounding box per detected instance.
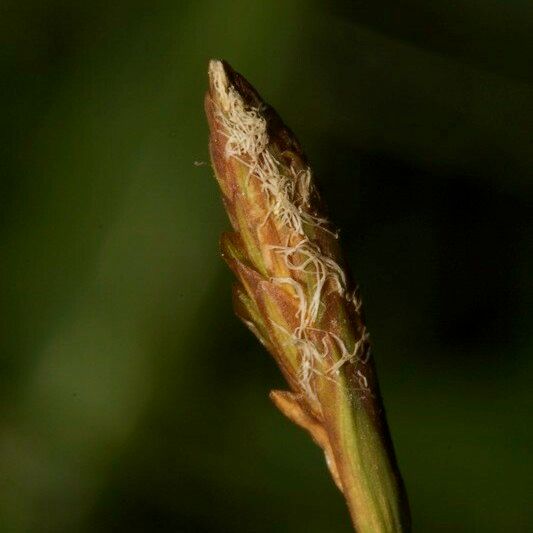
[321,373,411,532]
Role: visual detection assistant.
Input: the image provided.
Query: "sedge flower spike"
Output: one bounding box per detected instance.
[205,59,410,532]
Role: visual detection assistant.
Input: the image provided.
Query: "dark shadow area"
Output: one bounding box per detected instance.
[326,0,533,82]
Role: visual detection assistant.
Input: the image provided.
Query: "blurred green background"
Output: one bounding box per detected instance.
[1,1,532,531]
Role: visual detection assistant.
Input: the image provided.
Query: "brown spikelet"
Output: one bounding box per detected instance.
[205,59,410,532]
